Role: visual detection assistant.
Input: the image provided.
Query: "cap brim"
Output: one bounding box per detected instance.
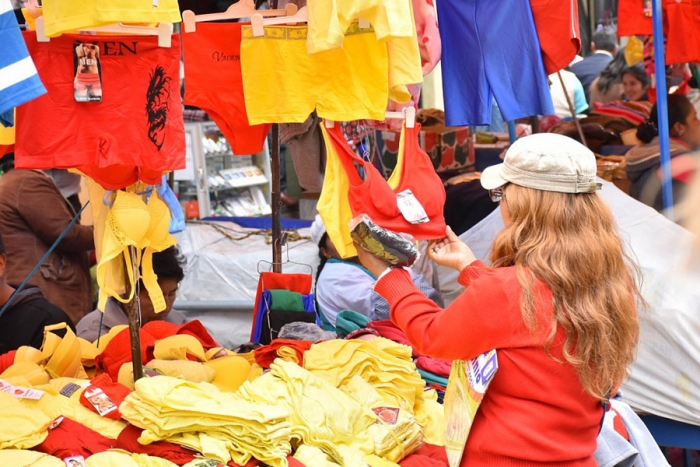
[480,163,508,190]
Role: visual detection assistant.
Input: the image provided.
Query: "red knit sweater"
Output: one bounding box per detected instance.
[375,261,600,467]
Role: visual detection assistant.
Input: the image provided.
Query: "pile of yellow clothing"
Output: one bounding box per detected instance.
[235,359,376,467]
[303,337,445,446]
[339,375,423,462]
[120,376,292,466]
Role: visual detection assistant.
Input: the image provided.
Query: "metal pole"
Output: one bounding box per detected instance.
[652,0,673,218]
[507,121,517,144]
[557,71,588,148]
[125,246,143,381]
[270,123,282,272]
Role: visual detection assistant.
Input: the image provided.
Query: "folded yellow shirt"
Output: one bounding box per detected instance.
[0,450,64,467]
[0,391,51,449]
[146,360,215,383]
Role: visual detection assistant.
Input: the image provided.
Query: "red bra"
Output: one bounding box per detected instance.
[326,122,446,240]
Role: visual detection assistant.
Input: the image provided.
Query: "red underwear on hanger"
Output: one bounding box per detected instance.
[16,32,185,190]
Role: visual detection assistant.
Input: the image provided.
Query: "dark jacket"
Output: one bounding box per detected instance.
[0,285,74,354]
[0,169,94,324]
[570,52,614,103]
[625,137,697,212]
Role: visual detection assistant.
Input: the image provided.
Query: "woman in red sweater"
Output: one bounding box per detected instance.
[357,133,641,467]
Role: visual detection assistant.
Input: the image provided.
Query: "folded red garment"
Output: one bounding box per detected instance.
[0,350,16,373]
[117,424,197,465]
[253,339,313,368]
[79,373,132,420]
[399,443,449,467]
[415,356,452,378]
[34,416,114,459]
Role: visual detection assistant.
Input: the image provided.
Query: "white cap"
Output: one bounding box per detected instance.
[480,133,601,194]
[310,214,326,246]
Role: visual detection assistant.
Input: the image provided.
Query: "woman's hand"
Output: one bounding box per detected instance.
[428,226,477,271]
[354,244,393,279]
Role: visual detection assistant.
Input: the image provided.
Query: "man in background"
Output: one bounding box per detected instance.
[570,27,618,103]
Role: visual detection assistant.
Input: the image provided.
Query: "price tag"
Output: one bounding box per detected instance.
[396,189,429,224]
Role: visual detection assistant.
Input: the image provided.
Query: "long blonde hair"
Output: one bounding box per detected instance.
[490,184,641,400]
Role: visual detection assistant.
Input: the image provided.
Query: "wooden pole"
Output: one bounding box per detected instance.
[270,124,282,272]
[557,71,588,148]
[125,246,143,381]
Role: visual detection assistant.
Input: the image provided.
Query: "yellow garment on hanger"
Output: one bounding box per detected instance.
[306,0,414,53]
[90,180,177,314]
[40,0,181,38]
[0,391,51,449]
[241,24,389,124]
[317,124,357,258]
[0,110,15,145]
[0,450,64,467]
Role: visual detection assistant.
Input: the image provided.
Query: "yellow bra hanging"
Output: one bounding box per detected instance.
[92,183,177,314]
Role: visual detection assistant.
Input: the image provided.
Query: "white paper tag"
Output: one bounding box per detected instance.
[64,455,87,467]
[0,379,45,400]
[83,387,118,416]
[396,189,429,224]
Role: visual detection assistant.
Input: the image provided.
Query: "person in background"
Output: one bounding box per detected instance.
[0,153,94,325]
[626,94,700,213]
[622,62,651,102]
[356,133,641,466]
[45,169,83,214]
[570,28,618,103]
[311,215,442,329]
[588,49,627,107]
[76,246,187,342]
[0,231,74,354]
[548,70,588,119]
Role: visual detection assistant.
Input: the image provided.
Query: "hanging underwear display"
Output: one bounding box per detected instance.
[16,32,185,190]
[240,23,389,124]
[436,0,554,126]
[182,22,271,155]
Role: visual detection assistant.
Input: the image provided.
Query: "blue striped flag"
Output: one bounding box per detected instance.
[0,0,45,126]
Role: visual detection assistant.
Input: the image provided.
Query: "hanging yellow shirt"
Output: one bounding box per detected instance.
[41,0,181,38]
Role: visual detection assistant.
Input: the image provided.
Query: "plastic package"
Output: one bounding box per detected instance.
[349,214,419,267]
[278,322,337,343]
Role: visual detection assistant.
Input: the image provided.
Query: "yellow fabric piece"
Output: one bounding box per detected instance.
[235,360,375,467]
[339,376,423,462]
[40,0,181,38]
[294,444,342,467]
[1,362,50,386]
[23,389,126,439]
[120,376,292,467]
[241,24,388,125]
[153,335,207,362]
[235,350,257,365]
[118,362,136,390]
[203,355,251,392]
[0,110,15,144]
[79,337,100,367]
[86,450,139,467]
[276,346,302,364]
[247,363,264,382]
[131,452,179,467]
[0,391,51,449]
[416,392,445,446]
[306,0,414,53]
[15,345,45,364]
[385,2,423,104]
[317,124,357,258]
[43,324,84,379]
[147,359,215,383]
[94,185,176,314]
[303,338,426,413]
[366,454,401,467]
[387,124,407,190]
[0,450,64,467]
